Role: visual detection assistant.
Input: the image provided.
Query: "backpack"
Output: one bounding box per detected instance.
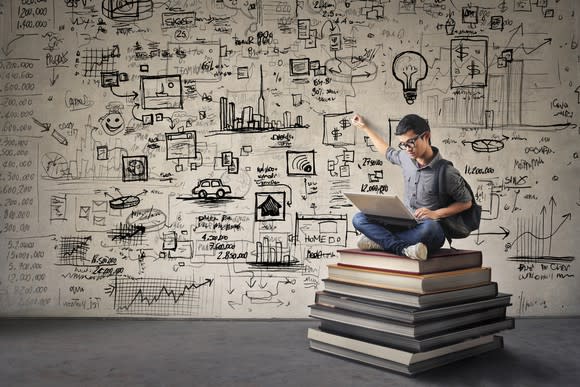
[434,160,482,245]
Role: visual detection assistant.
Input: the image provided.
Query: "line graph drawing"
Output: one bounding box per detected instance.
[107,223,145,245]
[57,236,92,266]
[505,197,574,263]
[78,46,120,78]
[107,276,215,316]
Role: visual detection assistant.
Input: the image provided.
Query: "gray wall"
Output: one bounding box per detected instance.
[0,0,578,318]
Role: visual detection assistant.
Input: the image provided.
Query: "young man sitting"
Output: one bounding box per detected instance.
[350,113,472,260]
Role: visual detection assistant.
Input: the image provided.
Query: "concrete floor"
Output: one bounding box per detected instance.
[1,318,579,387]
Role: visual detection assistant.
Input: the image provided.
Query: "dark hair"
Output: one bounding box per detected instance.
[395,114,430,135]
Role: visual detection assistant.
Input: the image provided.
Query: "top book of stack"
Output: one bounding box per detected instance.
[336,248,482,274]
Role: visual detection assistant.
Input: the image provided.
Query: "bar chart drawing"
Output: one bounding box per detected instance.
[249,236,298,267]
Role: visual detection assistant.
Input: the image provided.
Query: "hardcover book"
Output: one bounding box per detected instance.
[308,328,504,375]
[327,264,491,294]
[318,318,515,353]
[337,248,482,274]
[314,291,512,324]
[309,303,507,338]
[321,279,499,308]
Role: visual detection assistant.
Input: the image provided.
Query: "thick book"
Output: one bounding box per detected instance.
[315,291,512,324]
[318,318,515,353]
[309,303,507,338]
[337,248,482,274]
[322,279,499,308]
[309,329,504,376]
[327,264,491,294]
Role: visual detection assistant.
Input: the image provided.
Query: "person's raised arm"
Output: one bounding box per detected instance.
[351,113,389,155]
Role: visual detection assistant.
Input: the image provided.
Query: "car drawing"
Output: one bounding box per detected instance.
[192,178,232,198]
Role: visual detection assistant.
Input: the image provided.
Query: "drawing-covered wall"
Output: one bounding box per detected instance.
[0,0,578,318]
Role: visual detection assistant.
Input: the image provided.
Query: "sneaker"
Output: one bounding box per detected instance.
[402,243,428,260]
[357,235,383,251]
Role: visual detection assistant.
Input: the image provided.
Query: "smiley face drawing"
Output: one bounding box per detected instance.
[99,102,125,135]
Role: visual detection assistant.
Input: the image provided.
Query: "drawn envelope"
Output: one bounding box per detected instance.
[92,200,107,213]
[79,206,91,220]
[93,215,106,226]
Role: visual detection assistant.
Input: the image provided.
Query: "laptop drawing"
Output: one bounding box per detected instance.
[343,192,418,227]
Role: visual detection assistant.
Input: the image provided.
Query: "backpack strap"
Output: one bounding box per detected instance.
[433,160,455,248]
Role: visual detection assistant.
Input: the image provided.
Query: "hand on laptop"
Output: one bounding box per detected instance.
[414,207,438,220]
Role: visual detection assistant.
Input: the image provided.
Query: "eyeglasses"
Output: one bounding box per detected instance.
[398,133,426,150]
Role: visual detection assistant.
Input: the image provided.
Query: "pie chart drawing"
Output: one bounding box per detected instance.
[41,153,70,179]
[109,195,140,210]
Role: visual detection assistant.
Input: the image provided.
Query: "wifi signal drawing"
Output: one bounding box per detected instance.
[287,150,316,176]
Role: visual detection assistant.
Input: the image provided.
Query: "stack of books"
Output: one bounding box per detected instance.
[308,248,514,375]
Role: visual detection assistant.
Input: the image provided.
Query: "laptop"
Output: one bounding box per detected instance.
[343,192,418,227]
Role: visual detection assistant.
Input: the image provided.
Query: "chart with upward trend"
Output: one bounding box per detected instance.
[79,46,120,78]
[505,197,574,264]
[57,236,92,266]
[107,276,215,316]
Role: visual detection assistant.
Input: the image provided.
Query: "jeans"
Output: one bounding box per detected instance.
[352,212,446,255]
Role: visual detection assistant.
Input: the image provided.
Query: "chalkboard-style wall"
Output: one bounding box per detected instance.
[0,0,578,318]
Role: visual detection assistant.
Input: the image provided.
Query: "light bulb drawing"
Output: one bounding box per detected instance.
[392,51,429,105]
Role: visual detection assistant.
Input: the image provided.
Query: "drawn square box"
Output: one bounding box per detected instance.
[142,114,154,125]
[514,0,532,12]
[305,30,317,49]
[222,151,233,166]
[323,112,356,147]
[329,33,342,51]
[228,157,239,174]
[314,66,326,76]
[490,16,504,30]
[290,58,310,76]
[119,72,129,82]
[166,131,197,160]
[292,94,303,107]
[497,57,507,68]
[255,192,286,222]
[101,71,119,87]
[502,49,513,62]
[155,113,164,121]
[461,6,478,24]
[544,9,554,18]
[339,165,350,177]
[122,155,148,182]
[140,64,149,72]
[309,60,320,70]
[343,150,355,162]
[286,150,316,176]
[297,19,310,40]
[328,160,336,171]
[175,164,184,172]
[79,206,90,220]
[237,66,249,79]
[96,145,109,160]
[220,44,228,57]
[141,75,183,110]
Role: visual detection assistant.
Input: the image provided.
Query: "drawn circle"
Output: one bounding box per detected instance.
[125,208,167,231]
[41,153,70,179]
[101,112,125,135]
